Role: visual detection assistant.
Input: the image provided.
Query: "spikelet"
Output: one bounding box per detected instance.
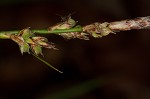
[10,28,56,56]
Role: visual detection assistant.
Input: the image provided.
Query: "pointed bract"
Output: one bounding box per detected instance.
[48,16,77,31]
[19,28,33,40]
[19,42,30,54]
[31,45,43,56]
[32,36,56,49]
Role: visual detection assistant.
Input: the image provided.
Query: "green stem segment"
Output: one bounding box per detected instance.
[34,27,82,34]
[0,27,82,35]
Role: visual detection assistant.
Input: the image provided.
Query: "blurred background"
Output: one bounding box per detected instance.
[0,0,150,99]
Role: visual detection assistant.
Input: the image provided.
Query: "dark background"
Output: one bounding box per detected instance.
[0,0,150,99]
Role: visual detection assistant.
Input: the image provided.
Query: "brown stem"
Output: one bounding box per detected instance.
[82,16,150,38]
[109,16,150,31]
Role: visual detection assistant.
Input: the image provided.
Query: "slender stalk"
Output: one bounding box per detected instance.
[34,27,82,34]
[0,27,82,35]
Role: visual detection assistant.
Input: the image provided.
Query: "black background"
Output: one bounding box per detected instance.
[0,0,150,99]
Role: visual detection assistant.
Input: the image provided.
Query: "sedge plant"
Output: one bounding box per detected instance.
[0,16,150,73]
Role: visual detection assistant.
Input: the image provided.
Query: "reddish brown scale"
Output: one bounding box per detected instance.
[83,22,105,35]
[10,35,24,45]
[60,32,89,40]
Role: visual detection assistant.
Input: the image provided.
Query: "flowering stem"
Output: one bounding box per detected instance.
[1,16,150,39]
[1,16,150,73]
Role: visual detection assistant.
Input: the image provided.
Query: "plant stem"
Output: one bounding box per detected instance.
[0,27,82,35]
[1,16,150,39]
